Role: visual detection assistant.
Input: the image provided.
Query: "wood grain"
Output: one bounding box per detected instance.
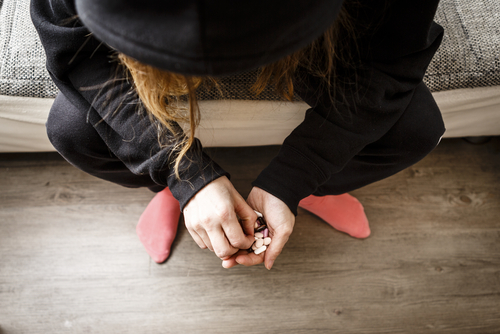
[0,138,499,334]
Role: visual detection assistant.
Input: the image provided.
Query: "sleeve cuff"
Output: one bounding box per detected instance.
[167,140,230,211]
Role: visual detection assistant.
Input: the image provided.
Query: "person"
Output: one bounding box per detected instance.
[31,0,445,270]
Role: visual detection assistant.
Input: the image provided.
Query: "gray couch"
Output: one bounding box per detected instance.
[1,0,499,152]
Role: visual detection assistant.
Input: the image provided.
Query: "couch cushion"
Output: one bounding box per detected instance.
[425,0,500,92]
[0,0,58,98]
[0,0,499,99]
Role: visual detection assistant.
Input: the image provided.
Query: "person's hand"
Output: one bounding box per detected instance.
[183,176,257,260]
[223,187,295,270]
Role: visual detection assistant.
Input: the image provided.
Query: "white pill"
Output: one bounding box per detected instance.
[255,239,264,248]
[254,245,267,255]
[254,210,263,218]
[252,243,259,251]
[255,232,264,239]
[263,237,271,245]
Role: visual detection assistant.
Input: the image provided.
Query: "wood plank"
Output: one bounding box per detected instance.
[0,138,499,334]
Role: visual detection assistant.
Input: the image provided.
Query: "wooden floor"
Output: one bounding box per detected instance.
[0,137,499,334]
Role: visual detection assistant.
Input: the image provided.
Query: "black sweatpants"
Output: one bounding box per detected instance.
[46,84,445,199]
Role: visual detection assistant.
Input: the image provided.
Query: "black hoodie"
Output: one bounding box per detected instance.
[31,0,443,214]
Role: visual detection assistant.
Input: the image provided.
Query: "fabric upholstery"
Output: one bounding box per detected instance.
[0,0,58,98]
[425,0,500,92]
[0,0,499,99]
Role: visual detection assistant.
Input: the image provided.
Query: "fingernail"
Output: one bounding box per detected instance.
[266,260,274,270]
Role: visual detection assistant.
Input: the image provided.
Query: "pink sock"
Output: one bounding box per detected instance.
[298,193,371,239]
[136,188,180,263]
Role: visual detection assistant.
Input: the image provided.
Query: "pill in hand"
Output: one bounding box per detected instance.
[263,228,269,238]
[254,245,267,255]
[255,238,264,248]
[247,211,272,258]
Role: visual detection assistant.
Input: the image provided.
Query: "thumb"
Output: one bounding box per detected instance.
[264,223,293,270]
[233,193,258,236]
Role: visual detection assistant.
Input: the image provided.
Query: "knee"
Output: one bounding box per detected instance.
[394,85,445,162]
[46,107,71,154]
[47,99,77,155]
[398,120,444,162]
[46,93,99,159]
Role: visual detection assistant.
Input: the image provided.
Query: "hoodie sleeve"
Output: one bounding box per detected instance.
[252,0,444,215]
[30,0,228,210]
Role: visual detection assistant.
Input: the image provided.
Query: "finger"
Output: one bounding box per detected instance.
[222,222,255,250]
[222,255,239,269]
[207,226,239,259]
[194,228,214,252]
[235,251,265,267]
[188,228,208,250]
[233,195,258,236]
[264,225,292,270]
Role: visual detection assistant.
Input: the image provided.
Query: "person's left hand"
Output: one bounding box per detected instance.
[222,187,295,270]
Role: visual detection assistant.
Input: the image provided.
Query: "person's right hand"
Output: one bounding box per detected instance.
[183,176,257,260]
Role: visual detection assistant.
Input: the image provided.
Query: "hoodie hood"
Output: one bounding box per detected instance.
[75,0,344,76]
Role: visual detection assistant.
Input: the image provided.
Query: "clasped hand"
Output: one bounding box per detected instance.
[183,176,295,270]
